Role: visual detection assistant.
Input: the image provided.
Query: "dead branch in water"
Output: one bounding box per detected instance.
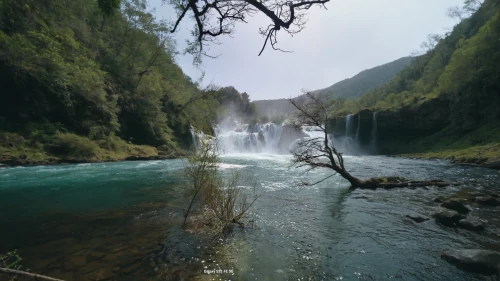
[0,268,66,281]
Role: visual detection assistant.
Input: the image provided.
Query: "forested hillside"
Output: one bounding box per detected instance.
[334,0,499,119]
[252,57,412,122]
[328,0,500,162]
[0,0,254,165]
[311,57,413,100]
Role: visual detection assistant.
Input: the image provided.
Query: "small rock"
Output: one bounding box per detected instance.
[441,199,470,214]
[432,209,465,226]
[457,219,485,231]
[433,197,444,203]
[441,249,500,275]
[405,215,429,223]
[475,197,500,206]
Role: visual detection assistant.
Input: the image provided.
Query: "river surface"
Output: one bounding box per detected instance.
[1,155,500,281]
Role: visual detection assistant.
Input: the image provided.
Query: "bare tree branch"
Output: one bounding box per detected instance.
[0,268,66,281]
[166,0,329,57]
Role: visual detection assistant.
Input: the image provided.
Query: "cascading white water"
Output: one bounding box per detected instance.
[371,112,377,151]
[355,114,361,141]
[190,126,209,149]
[337,114,361,155]
[345,114,353,137]
[214,122,284,153]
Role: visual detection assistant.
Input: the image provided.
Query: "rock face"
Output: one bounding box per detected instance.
[432,209,465,226]
[441,199,470,214]
[441,249,500,275]
[328,98,450,154]
[475,197,500,206]
[457,219,485,231]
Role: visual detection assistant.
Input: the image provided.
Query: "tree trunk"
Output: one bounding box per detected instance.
[337,168,363,188]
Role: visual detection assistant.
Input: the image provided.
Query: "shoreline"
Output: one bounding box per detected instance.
[0,154,183,168]
[394,154,500,170]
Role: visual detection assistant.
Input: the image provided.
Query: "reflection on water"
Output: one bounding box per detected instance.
[1,156,500,280]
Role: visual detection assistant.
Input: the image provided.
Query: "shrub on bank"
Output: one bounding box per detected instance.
[51,133,100,159]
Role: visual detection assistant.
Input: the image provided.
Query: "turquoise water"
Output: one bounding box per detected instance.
[1,155,500,281]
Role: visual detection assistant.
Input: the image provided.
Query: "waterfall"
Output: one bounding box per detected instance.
[345,114,353,137]
[190,126,209,149]
[370,112,378,153]
[337,114,362,155]
[355,114,360,141]
[371,112,377,146]
[214,122,284,153]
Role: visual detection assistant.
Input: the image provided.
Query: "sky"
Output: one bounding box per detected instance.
[150,0,463,101]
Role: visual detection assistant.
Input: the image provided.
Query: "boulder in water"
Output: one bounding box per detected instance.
[475,197,500,206]
[432,209,465,226]
[457,219,485,231]
[405,215,429,223]
[441,249,500,275]
[441,199,470,214]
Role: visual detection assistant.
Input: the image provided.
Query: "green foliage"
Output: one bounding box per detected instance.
[214,86,257,122]
[312,57,413,100]
[0,0,222,153]
[328,0,500,128]
[52,133,100,159]
[98,0,121,16]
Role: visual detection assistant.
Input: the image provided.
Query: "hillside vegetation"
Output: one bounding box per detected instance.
[0,0,256,165]
[253,57,412,122]
[330,0,500,163]
[311,57,412,100]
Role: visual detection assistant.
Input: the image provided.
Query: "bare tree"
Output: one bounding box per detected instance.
[288,93,458,190]
[183,138,260,234]
[165,0,329,58]
[446,0,484,23]
[447,6,465,22]
[420,34,443,54]
[289,93,363,188]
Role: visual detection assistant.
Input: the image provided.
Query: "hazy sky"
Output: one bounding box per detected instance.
[151,0,463,101]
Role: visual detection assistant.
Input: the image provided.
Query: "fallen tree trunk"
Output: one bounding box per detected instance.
[0,268,66,281]
[355,177,459,190]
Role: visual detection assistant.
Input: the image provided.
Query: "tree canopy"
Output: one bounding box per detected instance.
[0,0,255,156]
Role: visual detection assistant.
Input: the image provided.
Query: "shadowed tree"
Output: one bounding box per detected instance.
[165,0,329,60]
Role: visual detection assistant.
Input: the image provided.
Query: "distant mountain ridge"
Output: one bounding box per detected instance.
[253,56,413,119]
[310,56,413,100]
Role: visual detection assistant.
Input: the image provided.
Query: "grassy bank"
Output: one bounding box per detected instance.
[402,142,500,169]
[0,132,185,167]
[395,124,500,169]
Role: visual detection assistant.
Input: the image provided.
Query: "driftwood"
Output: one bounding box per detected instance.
[0,268,66,281]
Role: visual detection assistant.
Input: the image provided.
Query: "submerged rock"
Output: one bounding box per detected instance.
[475,197,500,206]
[441,249,500,275]
[405,215,429,223]
[433,197,444,203]
[441,199,470,214]
[457,219,485,231]
[432,209,465,226]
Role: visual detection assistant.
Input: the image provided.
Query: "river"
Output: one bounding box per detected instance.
[1,154,500,281]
